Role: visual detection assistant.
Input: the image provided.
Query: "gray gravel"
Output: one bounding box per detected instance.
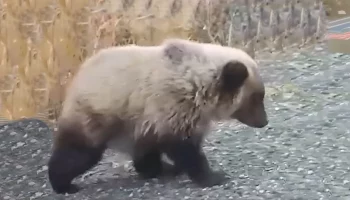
[2,44,350,200]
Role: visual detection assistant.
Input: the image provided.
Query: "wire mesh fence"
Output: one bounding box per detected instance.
[0,0,326,124]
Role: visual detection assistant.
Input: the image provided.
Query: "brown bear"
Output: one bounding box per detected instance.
[48,38,268,194]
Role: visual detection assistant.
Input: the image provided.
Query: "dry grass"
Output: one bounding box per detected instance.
[0,0,326,123]
[0,0,90,122]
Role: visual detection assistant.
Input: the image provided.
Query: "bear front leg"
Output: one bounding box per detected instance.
[132,139,184,179]
[132,147,163,179]
[160,154,185,177]
[164,138,229,187]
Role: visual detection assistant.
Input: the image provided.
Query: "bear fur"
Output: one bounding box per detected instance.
[48,38,268,194]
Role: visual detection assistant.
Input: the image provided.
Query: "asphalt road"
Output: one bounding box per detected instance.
[2,43,350,200]
[328,17,350,33]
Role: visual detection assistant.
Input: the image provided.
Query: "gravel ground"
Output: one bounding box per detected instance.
[2,44,350,200]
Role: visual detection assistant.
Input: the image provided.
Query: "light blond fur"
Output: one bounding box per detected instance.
[58,39,263,150]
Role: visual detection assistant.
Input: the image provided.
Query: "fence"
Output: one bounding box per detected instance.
[0,0,326,124]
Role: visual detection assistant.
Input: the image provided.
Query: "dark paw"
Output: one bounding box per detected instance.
[133,150,163,179]
[134,160,162,179]
[195,171,229,187]
[137,169,161,179]
[53,184,81,194]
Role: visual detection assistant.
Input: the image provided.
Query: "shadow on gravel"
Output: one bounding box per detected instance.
[2,44,350,200]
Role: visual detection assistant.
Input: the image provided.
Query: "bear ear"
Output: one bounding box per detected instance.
[220,61,249,92]
[163,41,188,65]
